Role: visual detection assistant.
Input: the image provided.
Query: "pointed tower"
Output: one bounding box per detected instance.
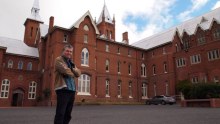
[23,0,43,47]
[97,2,115,41]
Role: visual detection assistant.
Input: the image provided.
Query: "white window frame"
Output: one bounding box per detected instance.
[0,79,10,98]
[128,64,132,75]
[164,62,167,73]
[63,34,68,42]
[105,80,110,97]
[28,81,37,99]
[7,59,13,68]
[81,48,89,66]
[176,58,186,67]
[106,44,109,52]
[27,62,32,70]
[129,82,132,98]
[190,54,201,64]
[208,49,220,61]
[18,60,23,70]
[117,61,121,74]
[192,77,199,83]
[141,64,146,77]
[84,34,88,43]
[141,83,147,98]
[117,81,122,98]
[78,74,91,95]
[106,59,109,72]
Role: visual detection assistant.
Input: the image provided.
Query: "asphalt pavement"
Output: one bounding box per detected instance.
[0,104,220,124]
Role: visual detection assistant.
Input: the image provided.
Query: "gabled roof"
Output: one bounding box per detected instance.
[0,37,39,58]
[69,11,100,35]
[132,7,220,50]
[97,3,113,24]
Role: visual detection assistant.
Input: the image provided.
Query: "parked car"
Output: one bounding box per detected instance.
[145,95,176,105]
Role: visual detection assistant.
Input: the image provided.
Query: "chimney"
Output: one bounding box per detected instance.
[122,32,129,44]
[49,16,54,31]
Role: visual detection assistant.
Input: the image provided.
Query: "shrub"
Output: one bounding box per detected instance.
[176,80,220,99]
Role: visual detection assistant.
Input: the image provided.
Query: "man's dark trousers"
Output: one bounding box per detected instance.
[54,89,75,124]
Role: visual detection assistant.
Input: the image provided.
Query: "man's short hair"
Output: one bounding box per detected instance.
[62,44,73,51]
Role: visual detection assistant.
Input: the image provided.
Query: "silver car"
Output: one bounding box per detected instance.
[145,95,176,105]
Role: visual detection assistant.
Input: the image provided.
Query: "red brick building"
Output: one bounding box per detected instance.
[0,0,220,107]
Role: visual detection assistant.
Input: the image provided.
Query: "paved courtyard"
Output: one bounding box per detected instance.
[0,104,220,124]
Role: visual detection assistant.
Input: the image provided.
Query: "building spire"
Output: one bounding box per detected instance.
[29,0,42,22]
[97,1,113,24]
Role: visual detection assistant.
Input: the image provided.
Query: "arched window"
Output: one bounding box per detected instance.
[128,64,132,75]
[78,74,90,95]
[142,83,147,97]
[81,48,89,66]
[129,82,132,98]
[0,79,10,98]
[106,59,109,72]
[141,64,146,77]
[117,80,122,97]
[117,61,121,73]
[105,80,110,97]
[27,62,32,70]
[7,59,13,68]
[18,60,23,70]
[152,64,156,75]
[28,81,37,99]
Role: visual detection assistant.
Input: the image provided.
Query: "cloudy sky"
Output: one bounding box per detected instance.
[1,0,220,44]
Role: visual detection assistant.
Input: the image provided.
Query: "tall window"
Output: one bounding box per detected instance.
[106,59,109,72]
[165,81,169,96]
[81,48,89,66]
[182,38,190,50]
[128,49,131,56]
[30,27,33,37]
[106,80,110,97]
[164,62,167,73]
[7,59,13,68]
[106,44,109,52]
[192,77,199,83]
[213,28,220,40]
[78,74,90,95]
[129,82,132,98]
[141,52,144,59]
[110,31,112,40]
[208,49,219,61]
[142,83,147,97]
[64,34,68,42]
[18,60,23,70]
[27,62,32,70]
[197,34,206,45]
[117,81,122,97]
[84,34,88,43]
[154,83,157,96]
[163,47,166,54]
[128,64,132,75]
[153,65,156,75]
[0,79,10,98]
[28,81,37,99]
[176,58,186,67]
[190,54,201,64]
[141,64,146,77]
[117,47,120,54]
[175,44,179,52]
[117,61,121,73]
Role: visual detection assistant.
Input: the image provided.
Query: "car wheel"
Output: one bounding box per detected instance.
[161,101,166,105]
[146,101,151,105]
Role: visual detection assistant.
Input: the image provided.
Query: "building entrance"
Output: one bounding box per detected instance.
[12,88,24,106]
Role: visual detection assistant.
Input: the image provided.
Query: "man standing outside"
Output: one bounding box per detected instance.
[54,44,81,124]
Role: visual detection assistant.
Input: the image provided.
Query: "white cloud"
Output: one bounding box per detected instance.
[178,0,209,21]
[0,0,184,44]
[212,1,220,10]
